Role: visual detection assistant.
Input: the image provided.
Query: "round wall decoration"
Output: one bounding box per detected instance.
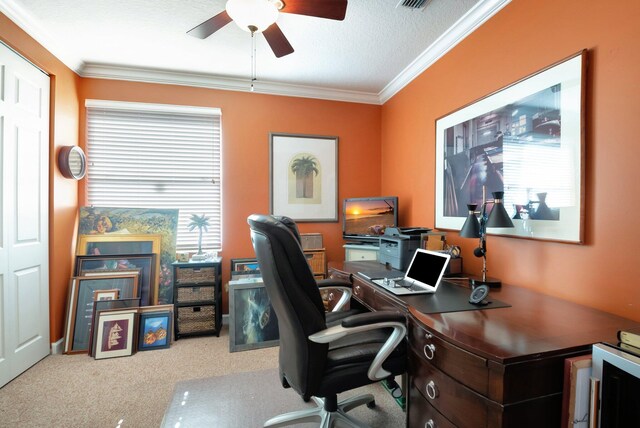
[58,145,87,179]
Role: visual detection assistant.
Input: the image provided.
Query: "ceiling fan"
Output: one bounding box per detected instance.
[187,0,348,58]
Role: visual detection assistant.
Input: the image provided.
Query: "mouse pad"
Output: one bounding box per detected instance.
[396,279,511,314]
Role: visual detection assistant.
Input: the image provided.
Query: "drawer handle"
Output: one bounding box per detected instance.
[425,333,433,339]
[425,420,436,428]
[354,285,361,294]
[423,344,436,360]
[328,292,335,301]
[426,380,439,400]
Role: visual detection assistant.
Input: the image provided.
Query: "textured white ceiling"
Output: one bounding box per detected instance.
[2,0,507,101]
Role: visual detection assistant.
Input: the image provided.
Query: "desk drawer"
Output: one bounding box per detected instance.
[410,320,488,396]
[352,278,375,309]
[411,348,490,428]
[408,384,456,428]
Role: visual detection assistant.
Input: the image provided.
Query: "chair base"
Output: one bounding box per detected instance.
[264,394,376,428]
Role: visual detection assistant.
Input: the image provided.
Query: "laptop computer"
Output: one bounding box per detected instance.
[371,249,451,295]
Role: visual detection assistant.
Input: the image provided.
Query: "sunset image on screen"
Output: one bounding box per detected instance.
[345,199,395,235]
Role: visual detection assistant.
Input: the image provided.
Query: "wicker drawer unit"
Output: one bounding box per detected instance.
[172,260,222,338]
[304,249,326,278]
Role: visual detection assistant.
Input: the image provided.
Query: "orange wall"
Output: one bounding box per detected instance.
[79,79,382,313]
[1,13,81,342]
[3,0,639,344]
[381,0,640,321]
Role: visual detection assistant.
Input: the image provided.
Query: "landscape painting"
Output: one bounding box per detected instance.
[78,207,179,304]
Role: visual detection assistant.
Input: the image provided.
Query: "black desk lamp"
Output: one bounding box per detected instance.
[459,187,514,288]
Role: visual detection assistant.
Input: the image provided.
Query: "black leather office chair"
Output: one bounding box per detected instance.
[248,214,407,427]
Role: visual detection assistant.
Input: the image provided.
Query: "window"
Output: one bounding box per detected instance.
[85,100,222,251]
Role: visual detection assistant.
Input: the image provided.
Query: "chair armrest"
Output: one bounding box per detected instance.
[308,310,406,381]
[317,279,352,312]
[340,311,406,327]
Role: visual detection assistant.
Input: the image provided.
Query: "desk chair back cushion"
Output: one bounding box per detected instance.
[248,215,328,398]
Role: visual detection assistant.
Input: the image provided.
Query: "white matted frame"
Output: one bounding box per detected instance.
[435,50,586,243]
[270,133,338,222]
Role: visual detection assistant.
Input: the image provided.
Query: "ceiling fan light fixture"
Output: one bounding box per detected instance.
[226,0,279,33]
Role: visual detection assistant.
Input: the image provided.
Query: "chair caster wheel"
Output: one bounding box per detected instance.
[366,400,376,409]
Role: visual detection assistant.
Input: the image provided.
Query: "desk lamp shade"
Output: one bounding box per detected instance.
[460,204,481,238]
[486,192,514,228]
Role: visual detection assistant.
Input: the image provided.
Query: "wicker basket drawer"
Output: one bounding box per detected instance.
[304,250,326,275]
[177,305,216,334]
[176,266,216,284]
[176,285,215,303]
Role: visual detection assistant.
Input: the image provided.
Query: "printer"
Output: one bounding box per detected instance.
[379,227,430,271]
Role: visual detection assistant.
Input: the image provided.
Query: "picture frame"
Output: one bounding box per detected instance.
[75,254,157,306]
[93,289,119,302]
[78,207,180,304]
[93,309,138,360]
[230,258,261,280]
[270,133,338,222]
[89,298,141,357]
[76,234,162,302]
[230,258,260,272]
[228,279,279,352]
[435,50,586,243]
[137,311,172,351]
[63,275,139,354]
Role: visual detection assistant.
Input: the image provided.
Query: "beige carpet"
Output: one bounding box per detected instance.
[0,325,405,427]
[162,368,405,428]
[0,326,280,427]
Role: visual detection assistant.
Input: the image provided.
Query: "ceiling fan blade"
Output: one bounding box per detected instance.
[263,24,294,58]
[280,0,348,21]
[187,10,233,39]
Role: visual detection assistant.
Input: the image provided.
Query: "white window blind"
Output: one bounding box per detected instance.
[85,100,222,252]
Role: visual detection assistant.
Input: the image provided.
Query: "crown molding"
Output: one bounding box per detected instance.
[0,0,84,72]
[1,0,509,105]
[378,0,511,104]
[80,63,381,104]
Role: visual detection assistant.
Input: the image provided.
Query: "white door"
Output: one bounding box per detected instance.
[0,42,50,388]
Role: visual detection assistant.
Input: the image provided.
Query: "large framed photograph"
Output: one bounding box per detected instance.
[93,309,138,360]
[76,234,162,302]
[228,280,279,352]
[75,254,157,306]
[270,133,338,222]
[63,275,139,354]
[435,51,586,243]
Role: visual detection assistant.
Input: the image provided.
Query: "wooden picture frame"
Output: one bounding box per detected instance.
[76,235,161,303]
[78,207,180,305]
[89,298,141,357]
[75,254,156,306]
[230,258,261,280]
[93,289,119,302]
[64,276,139,354]
[435,50,586,243]
[137,311,172,351]
[228,279,279,352]
[93,309,138,360]
[269,133,338,222]
[64,275,139,354]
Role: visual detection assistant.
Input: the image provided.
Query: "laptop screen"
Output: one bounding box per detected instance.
[405,249,451,290]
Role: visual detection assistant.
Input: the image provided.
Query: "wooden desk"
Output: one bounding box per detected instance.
[328,261,640,428]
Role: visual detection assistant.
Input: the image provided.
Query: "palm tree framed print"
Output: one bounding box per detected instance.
[270,133,338,222]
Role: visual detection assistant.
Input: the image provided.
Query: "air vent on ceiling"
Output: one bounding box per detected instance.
[396,0,430,9]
